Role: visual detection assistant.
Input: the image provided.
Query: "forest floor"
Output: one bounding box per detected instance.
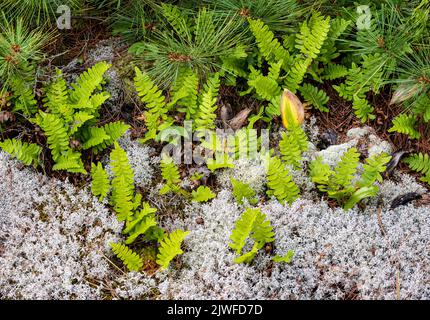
[1,31,430,300]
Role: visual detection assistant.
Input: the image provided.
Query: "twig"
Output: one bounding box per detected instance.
[396,269,401,300]
[100,251,126,276]
[377,206,386,236]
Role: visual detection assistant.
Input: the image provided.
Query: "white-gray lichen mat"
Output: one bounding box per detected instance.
[1,128,429,300]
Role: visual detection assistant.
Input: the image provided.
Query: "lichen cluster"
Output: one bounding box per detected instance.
[1,125,429,300]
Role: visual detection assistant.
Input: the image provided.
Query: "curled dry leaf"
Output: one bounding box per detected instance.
[228,107,252,130]
[385,150,410,177]
[220,103,232,128]
[0,110,15,123]
[390,192,422,210]
[390,82,422,105]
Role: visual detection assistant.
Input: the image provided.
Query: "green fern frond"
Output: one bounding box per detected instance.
[229,208,258,254]
[388,114,421,139]
[159,155,182,195]
[264,99,281,119]
[248,74,281,101]
[295,12,331,60]
[110,143,135,221]
[284,58,312,93]
[338,53,386,102]
[299,83,329,112]
[156,229,189,270]
[318,17,350,64]
[279,125,308,168]
[194,73,220,131]
[233,128,260,160]
[52,150,86,174]
[191,186,216,203]
[69,112,94,135]
[9,75,37,115]
[322,63,349,80]
[134,67,169,141]
[91,162,110,202]
[95,121,130,153]
[110,242,143,272]
[331,148,360,189]
[309,156,333,190]
[252,210,275,247]
[170,68,199,119]
[0,139,41,166]
[266,156,300,205]
[206,153,235,172]
[333,63,366,101]
[234,243,259,264]
[82,127,110,150]
[268,60,283,80]
[343,186,379,211]
[248,18,291,66]
[160,3,192,41]
[358,153,391,187]
[134,67,166,115]
[89,92,111,111]
[279,132,301,168]
[29,63,113,174]
[83,121,130,153]
[404,153,430,182]
[123,202,158,244]
[230,208,275,264]
[352,97,376,123]
[36,112,69,163]
[44,69,69,114]
[220,45,248,79]
[311,150,386,209]
[69,61,111,105]
[231,178,258,205]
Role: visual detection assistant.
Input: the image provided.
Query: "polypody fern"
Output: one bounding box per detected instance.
[156,229,189,270]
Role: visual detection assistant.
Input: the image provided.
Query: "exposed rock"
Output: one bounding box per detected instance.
[316,127,392,167]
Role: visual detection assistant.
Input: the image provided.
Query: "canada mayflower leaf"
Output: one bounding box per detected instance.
[280,89,304,129]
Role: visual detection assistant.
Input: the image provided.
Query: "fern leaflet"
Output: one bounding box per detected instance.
[358,153,391,187]
[110,242,143,272]
[388,114,421,139]
[231,178,258,205]
[352,97,375,123]
[266,156,300,205]
[110,143,135,221]
[299,83,329,112]
[191,186,216,203]
[159,155,182,195]
[295,13,331,60]
[0,139,41,166]
[123,202,158,244]
[156,229,189,270]
[91,162,110,202]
